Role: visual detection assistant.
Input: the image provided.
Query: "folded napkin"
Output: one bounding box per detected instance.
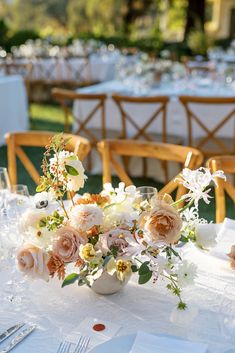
[129,331,207,353]
[66,317,121,350]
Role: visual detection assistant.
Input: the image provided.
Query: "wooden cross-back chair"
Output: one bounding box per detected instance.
[5,131,90,186]
[112,94,183,182]
[207,156,235,223]
[52,87,110,139]
[179,96,235,160]
[98,139,204,201]
[52,88,120,170]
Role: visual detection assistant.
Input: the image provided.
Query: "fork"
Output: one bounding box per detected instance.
[56,340,72,353]
[74,335,90,353]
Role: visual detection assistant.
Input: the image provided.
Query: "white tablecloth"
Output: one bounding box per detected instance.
[1,53,131,83]
[0,225,234,353]
[74,80,235,139]
[0,75,28,145]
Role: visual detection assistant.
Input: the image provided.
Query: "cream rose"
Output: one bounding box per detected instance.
[139,201,182,244]
[53,226,86,262]
[16,244,49,281]
[69,204,103,232]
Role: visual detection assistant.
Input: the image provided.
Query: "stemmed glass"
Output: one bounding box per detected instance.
[136,186,158,203]
[0,167,11,215]
[3,184,30,308]
[7,184,30,219]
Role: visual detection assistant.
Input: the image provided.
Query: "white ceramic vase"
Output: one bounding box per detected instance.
[91,271,130,295]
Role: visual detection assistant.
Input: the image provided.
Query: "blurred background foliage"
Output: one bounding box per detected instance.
[0,0,232,56]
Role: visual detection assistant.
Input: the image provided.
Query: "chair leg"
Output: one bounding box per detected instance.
[143,158,148,178]
[161,160,169,184]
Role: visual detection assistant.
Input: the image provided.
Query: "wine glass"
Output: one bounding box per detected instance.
[7,184,30,218]
[219,284,235,345]
[136,186,158,202]
[0,167,11,215]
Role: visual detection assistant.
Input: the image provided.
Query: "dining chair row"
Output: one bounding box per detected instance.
[52,88,235,179]
[4,131,234,222]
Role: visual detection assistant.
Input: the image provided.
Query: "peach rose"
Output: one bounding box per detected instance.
[97,229,133,256]
[228,245,235,270]
[139,201,182,245]
[16,244,49,281]
[53,226,86,262]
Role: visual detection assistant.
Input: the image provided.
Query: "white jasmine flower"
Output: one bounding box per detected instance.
[69,204,103,232]
[176,167,226,206]
[195,223,217,249]
[176,260,197,287]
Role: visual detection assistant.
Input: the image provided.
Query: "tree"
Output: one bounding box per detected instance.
[122,0,155,35]
[184,0,205,39]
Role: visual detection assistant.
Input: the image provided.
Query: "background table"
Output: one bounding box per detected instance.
[0,75,28,145]
[0,225,234,353]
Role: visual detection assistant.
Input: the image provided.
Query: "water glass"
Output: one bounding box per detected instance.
[136,186,158,203]
[0,167,11,214]
[8,184,30,218]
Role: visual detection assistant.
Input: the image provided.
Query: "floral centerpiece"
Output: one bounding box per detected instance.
[16,134,225,309]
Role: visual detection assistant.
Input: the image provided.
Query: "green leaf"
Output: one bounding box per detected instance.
[103,255,112,267]
[138,261,150,275]
[39,218,47,227]
[89,234,99,246]
[138,271,152,285]
[36,184,46,192]
[65,165,79,176]
[131,265,138,273]
[62,273,79,288]
[177,301,187,310]
[180,235,189,243]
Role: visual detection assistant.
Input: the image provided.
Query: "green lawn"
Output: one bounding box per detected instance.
[1,102,234,222]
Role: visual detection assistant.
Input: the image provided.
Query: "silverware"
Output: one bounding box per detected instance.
[0,324,36,353]
[74,336,90,353]
[56,340,72,353]
[0,323,25,344]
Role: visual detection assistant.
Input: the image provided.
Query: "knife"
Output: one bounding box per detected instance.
[0,323,25,344]
[0,324,36,353]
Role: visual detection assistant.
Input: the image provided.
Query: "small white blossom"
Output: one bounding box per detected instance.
[176,260,197,287]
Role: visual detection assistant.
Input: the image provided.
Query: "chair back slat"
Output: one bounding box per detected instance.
[5,131,90,185]
[179,95,235,156]
[207,155,235,222]
[112,94,169,141]
[52,88,107,142]
[98,139,203,201]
